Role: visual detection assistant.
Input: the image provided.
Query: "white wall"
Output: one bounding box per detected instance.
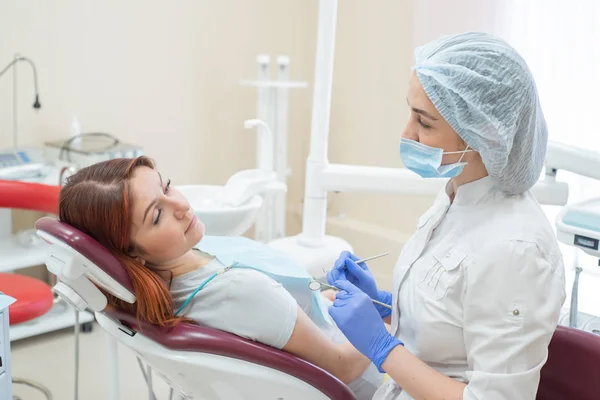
[0,0,317,190]
[412,0,508,46]
[0,0,318,282]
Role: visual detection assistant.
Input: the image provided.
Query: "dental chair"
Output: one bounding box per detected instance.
[38,215,600,400]
[536,324,600,400]
[35,216,357,400]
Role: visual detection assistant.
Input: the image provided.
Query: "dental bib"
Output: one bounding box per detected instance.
[176,235,333,327]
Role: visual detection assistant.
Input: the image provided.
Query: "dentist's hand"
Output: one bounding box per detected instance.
[327,251,393,318]
[329,280,403,372]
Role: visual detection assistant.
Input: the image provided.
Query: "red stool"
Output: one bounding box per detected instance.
[0,274,55,399]
[0,273,53,325]
[1,179,60,400]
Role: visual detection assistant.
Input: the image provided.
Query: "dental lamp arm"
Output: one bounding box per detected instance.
[0,56,41,108]
[545,141,600,181]
[533,141,600,206]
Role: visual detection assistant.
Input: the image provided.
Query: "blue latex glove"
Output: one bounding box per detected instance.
[327,251,393,318]
[329,280,403,372]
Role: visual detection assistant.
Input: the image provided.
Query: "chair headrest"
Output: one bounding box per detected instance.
[35,216,135,303]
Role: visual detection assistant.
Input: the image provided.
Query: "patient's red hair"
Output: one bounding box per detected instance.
[59,157,185,328]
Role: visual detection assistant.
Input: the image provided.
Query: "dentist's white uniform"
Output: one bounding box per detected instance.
[374,177,566,400]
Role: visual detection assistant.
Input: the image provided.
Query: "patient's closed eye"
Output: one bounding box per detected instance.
[153,179,172,225]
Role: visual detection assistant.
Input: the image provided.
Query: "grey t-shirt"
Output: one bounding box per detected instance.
[170,254,302,349]
[169,252,383,400]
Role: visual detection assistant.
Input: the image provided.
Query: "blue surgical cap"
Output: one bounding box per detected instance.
[414,32,547,195]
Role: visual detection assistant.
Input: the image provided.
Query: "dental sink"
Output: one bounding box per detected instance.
[176,185,263,236]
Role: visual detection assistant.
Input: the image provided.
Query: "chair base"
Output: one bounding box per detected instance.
[12,378,52,400]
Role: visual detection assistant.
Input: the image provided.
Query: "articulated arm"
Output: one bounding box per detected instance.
[545,141,600,181]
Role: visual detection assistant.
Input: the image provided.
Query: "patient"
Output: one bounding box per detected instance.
[59,156,382,399]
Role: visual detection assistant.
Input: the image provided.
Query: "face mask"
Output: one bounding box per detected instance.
[400,138,473,178]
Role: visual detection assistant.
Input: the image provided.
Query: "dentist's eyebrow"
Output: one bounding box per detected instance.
[407,98,438,120]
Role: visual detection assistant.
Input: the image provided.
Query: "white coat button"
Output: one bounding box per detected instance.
[446,253,451,258]
[513,309,520,316]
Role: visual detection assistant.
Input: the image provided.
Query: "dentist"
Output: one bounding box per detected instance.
[327,32,566,400]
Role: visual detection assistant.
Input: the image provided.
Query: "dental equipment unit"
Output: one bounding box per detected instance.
[0,148,47,181]
[44,132,144,168]
[0,54,47,183]
[0,54,41,151]
[241,55,307,244]
[0,55,41,111]
[176,147,287,237]
[555,197,600,332]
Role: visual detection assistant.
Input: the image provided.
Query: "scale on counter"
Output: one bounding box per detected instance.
[44,133,143,168]
[0,147,46,180]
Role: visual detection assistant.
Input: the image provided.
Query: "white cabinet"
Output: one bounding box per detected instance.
[0,298,14,400]
[0,372,9,400]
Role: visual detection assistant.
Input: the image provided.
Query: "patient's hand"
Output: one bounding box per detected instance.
[320,289,337,302]
[283,306,373,385]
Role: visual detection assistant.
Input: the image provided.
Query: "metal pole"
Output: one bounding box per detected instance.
[74,311,80,400]
[255,55,271,242]
[106,334,120,400]
[569,264,583,328]
[13,53,19,148]
[299,0,338,246]
[274,56,290,239]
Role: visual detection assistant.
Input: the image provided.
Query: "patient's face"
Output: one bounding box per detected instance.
[128,166,205,266]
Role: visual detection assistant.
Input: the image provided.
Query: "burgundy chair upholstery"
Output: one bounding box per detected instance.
[35,216,357,400]
[537,325,600,400]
